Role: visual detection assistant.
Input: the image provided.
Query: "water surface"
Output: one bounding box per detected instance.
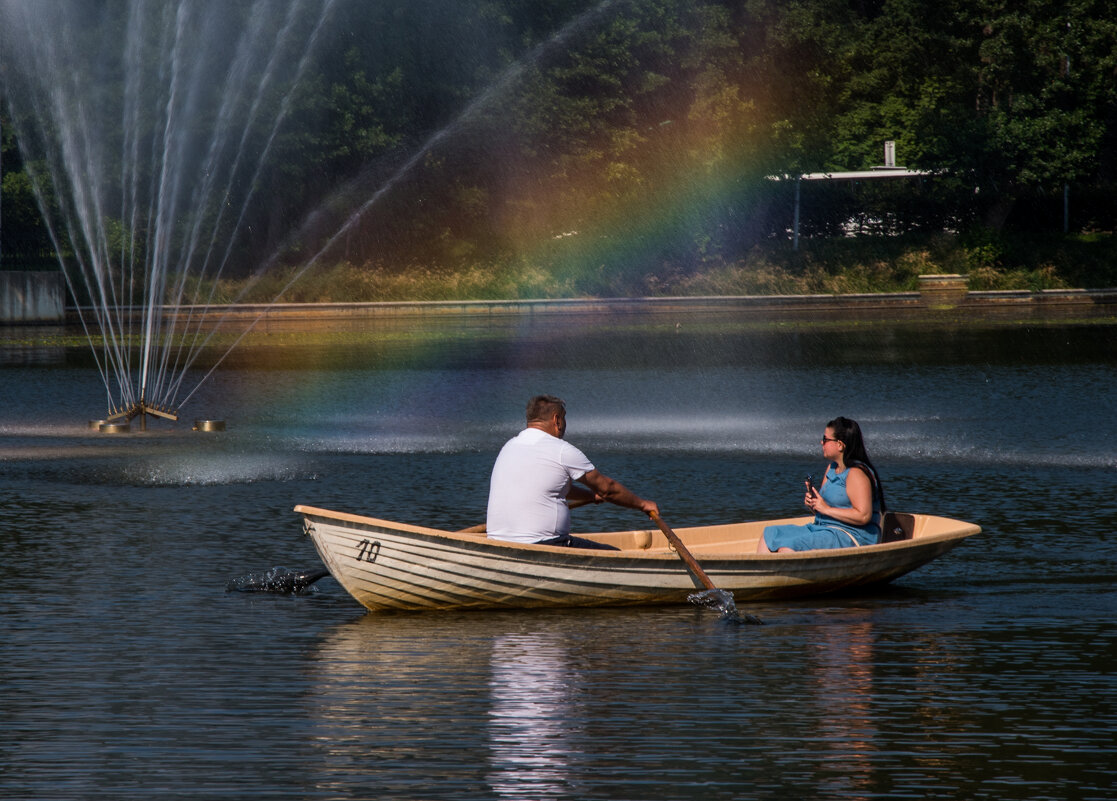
[1,320,1113,800]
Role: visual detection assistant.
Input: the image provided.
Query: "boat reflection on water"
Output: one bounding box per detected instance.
[486,632,575,799]
[785,607,978,800]
[807,620,878,801]
[303,615,583,798]
[300,604,985,799]
[302,615,484,790]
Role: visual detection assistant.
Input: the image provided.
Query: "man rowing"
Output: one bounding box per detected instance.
[486,394,659,549]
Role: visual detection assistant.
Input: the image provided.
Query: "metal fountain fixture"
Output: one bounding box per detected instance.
[91,399,180,433]
[105,400,180,424]
[92,402,226,434]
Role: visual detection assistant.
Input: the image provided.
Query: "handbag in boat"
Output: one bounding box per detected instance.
[881,511,915,543]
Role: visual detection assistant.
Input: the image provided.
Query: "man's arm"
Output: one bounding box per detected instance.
[565,484,600,507]
[578,469,659,517]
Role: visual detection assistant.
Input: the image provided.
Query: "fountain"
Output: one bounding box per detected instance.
[0,0,340,428]
[1,0,619,430]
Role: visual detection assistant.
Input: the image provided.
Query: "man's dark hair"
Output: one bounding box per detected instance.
[526,394,565,423]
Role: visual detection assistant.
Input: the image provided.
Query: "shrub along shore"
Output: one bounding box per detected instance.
[3,232,1115,352]
[187,230,1116,305]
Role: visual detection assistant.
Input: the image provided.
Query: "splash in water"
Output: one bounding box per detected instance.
[688,589,764,625]
[227,566,330,594]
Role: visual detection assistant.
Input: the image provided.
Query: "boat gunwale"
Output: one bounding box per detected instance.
[293,504,982,562]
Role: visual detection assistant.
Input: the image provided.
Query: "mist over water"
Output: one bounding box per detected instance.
[2,325,1114,475]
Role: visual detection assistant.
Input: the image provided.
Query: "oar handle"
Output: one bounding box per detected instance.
[649,511,717,590]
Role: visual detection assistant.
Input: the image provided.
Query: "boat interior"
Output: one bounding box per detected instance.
[457,512,922,556]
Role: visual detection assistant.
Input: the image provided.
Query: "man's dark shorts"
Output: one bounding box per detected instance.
[536,534,619,551]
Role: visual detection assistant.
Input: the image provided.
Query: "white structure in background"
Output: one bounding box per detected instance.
[771,141,937,249]
[0,116,66,322]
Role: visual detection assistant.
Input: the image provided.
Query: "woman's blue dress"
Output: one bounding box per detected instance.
[762,464,881,551]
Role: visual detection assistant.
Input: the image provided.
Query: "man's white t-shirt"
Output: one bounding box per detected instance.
[486,427,595,543]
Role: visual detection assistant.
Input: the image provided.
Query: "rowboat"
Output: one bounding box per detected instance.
[295,505,981,612]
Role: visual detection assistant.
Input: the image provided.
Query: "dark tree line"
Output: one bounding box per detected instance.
[2,0,1115,282]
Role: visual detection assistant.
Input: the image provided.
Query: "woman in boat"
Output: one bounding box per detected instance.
[757,416,884,553]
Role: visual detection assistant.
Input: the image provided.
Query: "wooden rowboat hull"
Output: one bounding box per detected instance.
[296,505,981,612]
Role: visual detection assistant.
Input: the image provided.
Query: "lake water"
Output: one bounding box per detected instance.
[1,318,1114,800]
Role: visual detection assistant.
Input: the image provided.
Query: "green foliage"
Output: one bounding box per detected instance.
[1,169,53,259]
[192,231,1109,303]
[3,0,1116,291]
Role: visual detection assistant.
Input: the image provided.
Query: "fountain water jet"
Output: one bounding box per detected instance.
[1,0,621,425]
[0,0,338,425]
[173,0,622,411]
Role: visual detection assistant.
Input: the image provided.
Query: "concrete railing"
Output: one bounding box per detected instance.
[59,285,1117,336]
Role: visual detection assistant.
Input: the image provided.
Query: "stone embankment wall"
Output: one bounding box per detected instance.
[0,271,65,323]
[69,277,1116,334]
[9,271,1114,332]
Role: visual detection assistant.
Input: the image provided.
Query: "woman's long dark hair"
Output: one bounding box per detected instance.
[828,416,887,511]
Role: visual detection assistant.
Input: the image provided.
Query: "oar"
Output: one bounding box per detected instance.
[648,511,763,625]
[648,510,717,590]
